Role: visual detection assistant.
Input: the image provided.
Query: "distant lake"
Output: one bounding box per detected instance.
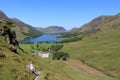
[20,34,61,43]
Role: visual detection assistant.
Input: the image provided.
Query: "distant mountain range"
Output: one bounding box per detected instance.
[35,26,66,34]
[70,13,120,33]
[1,10,120,40]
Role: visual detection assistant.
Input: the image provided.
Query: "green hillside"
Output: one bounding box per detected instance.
[62,27,120,79]
[11,18,43,40]
[0,19,117,80]
[0,10,43,40]
[60,13,120,79]
[0,11,119,80]
[1,35,117,80]
[19,29,119,80]
[70,13,120,33]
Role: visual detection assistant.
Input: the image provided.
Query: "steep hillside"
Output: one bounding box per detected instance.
[0,35,55,80]
[1,35,117,80]
[62,27,120,79]
[0,10,42,40]
[0,11,9,20]
[36,26,66,34]
[71,13,120,33]
[0,18,118,80]
[61,13,120,79]
[69,27,80,32]
[11,18,43,40]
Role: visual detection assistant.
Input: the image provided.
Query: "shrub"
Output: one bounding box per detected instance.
[52,51,69,61]
[50,44,63,52]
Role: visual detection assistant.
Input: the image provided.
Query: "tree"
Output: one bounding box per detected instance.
[52,51,69,61]
[50,44,63,52]
[5,20,15,28]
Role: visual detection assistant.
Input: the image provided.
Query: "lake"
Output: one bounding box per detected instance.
[20,34,61,43]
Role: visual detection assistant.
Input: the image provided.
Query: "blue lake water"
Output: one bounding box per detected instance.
[20,34,61,43]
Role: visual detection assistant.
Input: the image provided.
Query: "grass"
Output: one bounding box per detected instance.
[61,28,120,79]
[2,36,116,80]
[16,32,29,40]
[1,27,119,80]
[19,29,119,80]
[20,43,53,53]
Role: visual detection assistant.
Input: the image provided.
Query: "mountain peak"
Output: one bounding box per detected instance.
[47,26,66,31]
[36,26,66,34]
[0,10,9,20]
[70,12,120,32]
[11,18,21,22]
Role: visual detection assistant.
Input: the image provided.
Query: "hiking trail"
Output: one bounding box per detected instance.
[65,59,112,80]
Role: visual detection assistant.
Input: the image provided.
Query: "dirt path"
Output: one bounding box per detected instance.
[34,71,41,80]
[34,76,39,80]
[65,59,109,80]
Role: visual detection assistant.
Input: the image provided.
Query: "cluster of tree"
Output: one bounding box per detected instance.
[37,45,48,52]
[30,44,50,52]
[31,44,63,52]
[52,51,69,60]
[19,40,59,44]
[27,43,69,60]
[49,44,69,60]
[59,32,83,43]
[60,36,83,43]
[59,32,83,38]
[49,44,63,52]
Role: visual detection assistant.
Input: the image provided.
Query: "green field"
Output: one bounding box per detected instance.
[18,28,120,80]
[1,39,116,80]
[1,26,119,80]
[61,29,120,79]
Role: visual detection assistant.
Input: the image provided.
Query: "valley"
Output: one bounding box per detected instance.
[0,10,120,80]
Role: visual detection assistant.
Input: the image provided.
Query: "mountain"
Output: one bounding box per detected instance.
[11,18,43,40]
[0,10,42,40]
[71,13,120,32]
[36,26,66,34]
[69,27,79,32]
[0,11,119,80]
[62,13,120,79]
[0,10,9,20]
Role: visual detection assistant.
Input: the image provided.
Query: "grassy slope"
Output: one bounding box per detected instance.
[11,18,43,41]
[19,38,118,79]
[62,28,120,79]
[0,36,38,80]
[1,37,115,80]
[16,32,29,40]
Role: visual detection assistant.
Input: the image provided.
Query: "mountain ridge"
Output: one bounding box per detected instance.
[10,18,43,40]
[35,26,66,34]
[0,10,9,20]
[0,10,43,40]
[70,13,120,33]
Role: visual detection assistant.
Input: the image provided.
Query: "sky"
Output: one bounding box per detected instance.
[0,0,120,30]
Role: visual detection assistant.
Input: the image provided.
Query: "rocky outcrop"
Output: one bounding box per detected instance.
[0,19,19,53]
